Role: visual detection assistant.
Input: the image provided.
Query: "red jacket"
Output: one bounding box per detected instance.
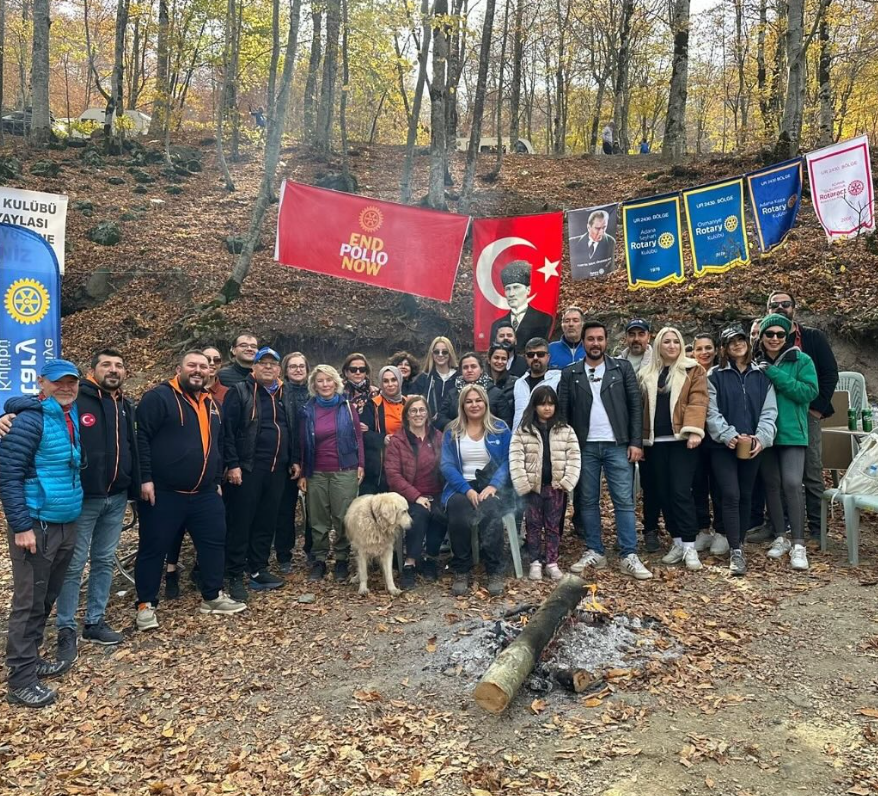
[384,427,444,503]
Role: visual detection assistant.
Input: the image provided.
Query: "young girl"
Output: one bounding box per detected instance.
[509,385,581,580]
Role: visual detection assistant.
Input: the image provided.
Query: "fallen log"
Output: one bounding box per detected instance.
[473,574,588,713]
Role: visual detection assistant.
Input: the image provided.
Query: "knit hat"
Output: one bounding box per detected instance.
[759,313,791,336]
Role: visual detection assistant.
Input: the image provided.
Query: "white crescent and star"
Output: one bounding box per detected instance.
[475,237,558,310]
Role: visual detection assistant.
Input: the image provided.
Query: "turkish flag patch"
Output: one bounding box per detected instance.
[80,413,96,427]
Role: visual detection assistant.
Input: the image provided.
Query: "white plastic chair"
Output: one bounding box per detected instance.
[837,372,869,411]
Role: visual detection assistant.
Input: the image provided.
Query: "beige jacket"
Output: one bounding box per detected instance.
[509,424,581,495]
[640,358,708,445]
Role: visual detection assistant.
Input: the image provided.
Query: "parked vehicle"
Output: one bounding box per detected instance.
[455,136,535,154]
[1,108,56,136]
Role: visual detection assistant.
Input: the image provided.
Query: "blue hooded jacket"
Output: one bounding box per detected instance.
[0,395,83,532]
[440,423,511,507]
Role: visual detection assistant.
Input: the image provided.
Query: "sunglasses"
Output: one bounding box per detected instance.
[433,349,449,356]
[763,330,787,339]
[769,300,793,309]
[347,366,367,374]
[525,351,548,359]
[206,356,222,364]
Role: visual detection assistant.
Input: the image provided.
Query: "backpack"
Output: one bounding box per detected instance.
[838,431,878,496]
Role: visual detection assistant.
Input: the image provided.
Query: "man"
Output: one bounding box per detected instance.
[618,318,653,374]
[766,290,839,537]
[217,332,259,387]
[494,324,528,376]
[570,211,616,273]
[512,338,562,429]
[548,306,585,370]
[223,347,299,601]
[135,351,245,631]
[0,360,84,707]
[489,261,554,350]
[557,322,652,581]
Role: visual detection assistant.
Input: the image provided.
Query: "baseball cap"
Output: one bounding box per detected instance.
[253,347,280,363]
[625,318,650,333]
[40,359,80,381]
[720,325,747,345]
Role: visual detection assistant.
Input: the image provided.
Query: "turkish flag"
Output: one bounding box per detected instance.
[472,212,563,351]
[275,181,470,302]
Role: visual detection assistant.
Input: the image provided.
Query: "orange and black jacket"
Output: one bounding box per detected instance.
[136,378,223,493]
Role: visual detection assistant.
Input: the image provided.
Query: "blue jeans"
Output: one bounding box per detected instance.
[55,493,128,630]
[577,442,637,557]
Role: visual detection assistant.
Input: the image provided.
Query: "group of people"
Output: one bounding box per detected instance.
[0,289,840,709]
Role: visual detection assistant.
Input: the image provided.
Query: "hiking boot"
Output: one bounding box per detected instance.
[644,529,661,553]
[619,553,653,580]
[7,681,56,708]
[790,544,809,571]
[746,524,774,544]
[56,627,78,663]
[729,549,747,576]
[309,560,327,581]
[709,533,730,556]
[694,531,714,552]
[227,576,249,603]
[529,561,543,581]
[545,563,563,581]
[420,558,439,582]
[35,657,71,679]
[683,548,703,571]
[570,550,608,573]
[164,569,180,600]
[451,572,470,597]
[767,536,791,559]
[400,565,416,591]
[486,573,505,597]
[277,561,294,575]
[333,561,349,582]
[200,591,248,615]
[82,621,123,646]
[136,602,159,631]
[661,542,685,565]
[249,571,284,591]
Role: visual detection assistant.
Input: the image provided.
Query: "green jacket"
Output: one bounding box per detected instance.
[760,347,818,446]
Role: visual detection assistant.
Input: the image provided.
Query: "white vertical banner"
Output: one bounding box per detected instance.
[805,135,875,241]
[0,187,68,274]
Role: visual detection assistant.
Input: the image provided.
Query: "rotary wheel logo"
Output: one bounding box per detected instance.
[5,278,50,325]
[787,194,798,209]
[358,206,383,233]
[848,180,865,197]
[724,215,739,233]
[658,232,675,249]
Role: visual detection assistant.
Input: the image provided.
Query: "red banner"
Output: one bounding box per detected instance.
[275,181,470,302]
[472,212,563,351]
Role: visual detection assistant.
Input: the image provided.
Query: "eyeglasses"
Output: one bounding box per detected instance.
[347,366,367,374]
[762,330,787,339]
[255,360,280,367]
[408,408,428,415]
[769,300,793,309]
[433,349,449,356]
[235,343,258,350]
[206,356,222,364]
[587,368,602,383]
[289,363,306,369]
[525,351,548,359]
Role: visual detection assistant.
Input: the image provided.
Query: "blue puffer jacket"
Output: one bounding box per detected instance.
[0,396,83,532]
[440,423,511,507]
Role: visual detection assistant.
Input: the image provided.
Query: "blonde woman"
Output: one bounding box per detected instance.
[440,384,512,597]
[638,327,709,571]
[298,365,364,582]
[422,336,459,421]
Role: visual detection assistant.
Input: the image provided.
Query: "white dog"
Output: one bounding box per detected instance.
[344,492,412,596]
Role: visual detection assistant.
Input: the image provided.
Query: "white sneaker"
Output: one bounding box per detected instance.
[200,590,248,614]
[767,536,791,559]
[694,531,714,552]
[545,563,563,581]
[683,547,703,571]
[709,533,730,556]
[619,553,653,580]
[570,550,608,572]
[790,545,809,571]
[661,542,685,564]
[136,602,158,631]
[529,561,543,581]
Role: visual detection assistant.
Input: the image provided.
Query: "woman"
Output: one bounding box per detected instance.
[509,385,580,581]
[384,395,445,589]
[342,353,379,422]
[440,383,512,597]
[639,327,709,571]
[388,351,428,396]
[299,365,365,582]
[273,352,312,573]
[755,313,818,571]
[690,333,725,554]
[436,352,512,430]
[422,336,458,421]
[203,346,228,406]
[360,365,406,494]
[706,326,777,576]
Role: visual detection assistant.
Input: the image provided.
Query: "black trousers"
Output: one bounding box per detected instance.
[641,441,699,542]
[693,443,724,532]
[225,466,288,578]
[404,500,446,561]
[446,489,505,575]
[749,463,766,528]
[6,522,77,689]
[709,447,762,549]
[639,461,663,534]
[135,490,225,606]
[274,478,312,563]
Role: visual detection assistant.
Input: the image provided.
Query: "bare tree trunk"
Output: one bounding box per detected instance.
[491,0,510,176]
[508,0,523,148]
[18,0,30,110]
[148,0,169,136]
[662,0,689,161]
[399,0,431,204]
[757,0,770,142]
[428,0,450,208]
[444,0,466,155]
[553,0,570,154]
[817,0,832,146]
[216,0,235,191]
[108,0,130,152]
[770,0,787,138]
[302,8,322,143]
[339,0,350,184]
[460,0,495,212]
[612,0,634,153]
[734,0,747,151]
[228,0,242,159]
[0,0,6,142]
[29,0,51,143]
[589,81,605,152]
[267,0,280,110]
[316,0,340,153]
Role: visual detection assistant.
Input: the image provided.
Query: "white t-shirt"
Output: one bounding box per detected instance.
[460,434,491,481]
[586,362,615,442]
[438,369,456,382]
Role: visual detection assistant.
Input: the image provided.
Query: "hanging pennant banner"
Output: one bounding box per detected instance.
[745,157,802,252]
[0,187,68,274]
[622,193,685,290]
[805,135,875,240]
[568,203,619,280]
[683,177,750,277]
